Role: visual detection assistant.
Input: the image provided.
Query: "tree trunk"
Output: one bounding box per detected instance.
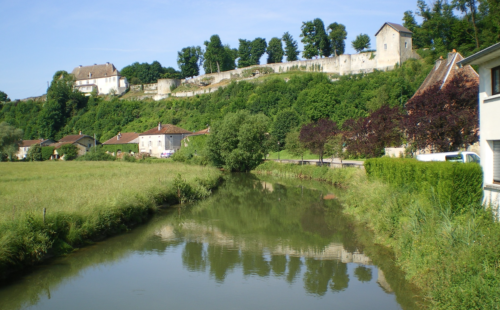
[470,4,479,48]
[216,61,220,73]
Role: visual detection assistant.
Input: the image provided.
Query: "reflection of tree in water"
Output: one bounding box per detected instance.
[242,251,270,277]
[304,258,349,296]
[286,256,302,284]
[271,255,287,276]
[182,242,206,272]
[354,265,372,283]
[207,245,241,283]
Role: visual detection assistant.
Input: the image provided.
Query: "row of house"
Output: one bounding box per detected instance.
[16,123,209,160]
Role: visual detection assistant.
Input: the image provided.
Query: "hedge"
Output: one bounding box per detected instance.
[364,158,483,212]
[101,144,138,154]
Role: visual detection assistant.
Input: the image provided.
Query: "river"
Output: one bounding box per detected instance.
[0,173,423,310]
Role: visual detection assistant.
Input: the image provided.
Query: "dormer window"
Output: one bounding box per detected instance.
[89,72,92,78]
[493,66,500,95]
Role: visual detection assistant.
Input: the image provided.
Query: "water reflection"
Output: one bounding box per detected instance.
[0,174,422,310]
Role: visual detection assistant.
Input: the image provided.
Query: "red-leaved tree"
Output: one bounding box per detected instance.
[299,119,338,163]
[403,72,479,152]
[342,105,403,158]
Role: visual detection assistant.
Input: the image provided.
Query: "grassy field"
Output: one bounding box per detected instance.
[253,161,500,309]
[0,161,222,277]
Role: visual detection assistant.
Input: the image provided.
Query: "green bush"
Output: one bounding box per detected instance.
[58,144,78,161]
[364,158,483,213]
[101,144,138,154]
[41,146,55,161]
[26,144,42,161]
[77,146,116,161]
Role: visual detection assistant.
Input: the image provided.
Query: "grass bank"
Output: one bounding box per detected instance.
[252,161,500,309]
[0,161,223,278]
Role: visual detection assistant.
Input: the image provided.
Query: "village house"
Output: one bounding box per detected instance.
[458,42,500,210]
[139,123,192,158]
[102,132,139,156]
[16,139,56,160]
[51,133,98,159]
[72,63,128,96]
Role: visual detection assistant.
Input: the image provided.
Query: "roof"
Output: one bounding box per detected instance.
[71,63,120,81]
[103,132,139,145]
[375,22,412,36]
[19,139,50,147]
[412,51,478,98]
[189,128,210,136]
[52,142,87,149]
[457,42,500,67]
[59,134,94,143]
[139,124,192,136]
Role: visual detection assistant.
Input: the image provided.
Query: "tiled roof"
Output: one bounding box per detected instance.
[140,124,192,136]
[52,142,87,149]
[58,134,93,143]
[19,139,46,147]
[375,22,412,36]
[103,132,139,145]
[189,128,210,136]
[71,63,119,81]
[413,52,478,98]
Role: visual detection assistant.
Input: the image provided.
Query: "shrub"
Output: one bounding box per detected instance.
[77,146,116,161]
[58,144,78,161]
[41,146,55,160]
[26,144,42,161]
[364,158,483,213]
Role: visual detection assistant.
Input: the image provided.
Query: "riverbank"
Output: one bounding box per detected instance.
[0,161,223,279]
[253,161,500,309]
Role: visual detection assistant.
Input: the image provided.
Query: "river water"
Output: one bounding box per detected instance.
[0,174,423,310]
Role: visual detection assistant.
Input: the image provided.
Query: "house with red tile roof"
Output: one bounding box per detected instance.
[138,123,192,157]
[51,133,98,159]
[16,139,56,160]
[102,132,139,155]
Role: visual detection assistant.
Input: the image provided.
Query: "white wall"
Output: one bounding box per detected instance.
[139,133,190,157]
[376,25,401,68]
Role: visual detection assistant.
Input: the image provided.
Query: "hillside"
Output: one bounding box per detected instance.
[0,59,432,143]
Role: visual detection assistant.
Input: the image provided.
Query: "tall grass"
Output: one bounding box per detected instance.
[0,161,222,277]
[253,161,500,309]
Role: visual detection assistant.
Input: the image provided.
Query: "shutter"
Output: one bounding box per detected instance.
[494,141,500,183]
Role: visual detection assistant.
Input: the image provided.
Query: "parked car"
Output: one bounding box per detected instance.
[416,151,480,164]
[160,150,175,158]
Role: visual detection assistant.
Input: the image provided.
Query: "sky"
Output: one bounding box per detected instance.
[0,0,421,100]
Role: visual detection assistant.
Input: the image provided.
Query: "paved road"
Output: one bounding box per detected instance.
[267,158,364,167]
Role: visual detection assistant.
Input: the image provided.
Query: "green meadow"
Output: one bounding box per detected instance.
[0,161,222,277]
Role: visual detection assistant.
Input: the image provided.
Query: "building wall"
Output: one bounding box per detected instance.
[75,75,128,95]
[478,57,500,212]
[158,79,182,95]
[376,26,402,68]
[139,133,190,157]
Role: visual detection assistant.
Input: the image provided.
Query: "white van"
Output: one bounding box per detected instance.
[416,151,480,164]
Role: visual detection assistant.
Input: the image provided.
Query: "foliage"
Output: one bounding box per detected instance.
[250,38,267,65]
[177,46,203,78]
[203,35,236,73]
[343,105,403,158]
[365,157,483,212]
[172,134,208,165]
[300,18,331,59]
[0,91,10,102]
[26,143,42,161]
[327,23,347,56]
[206,110,270,171]
[284,131,308,162]
[161,67,183,80]
[0,122,23,161]
[266,37,284,64]
[351,34,370,52]
[282,32,299,62]
[271,108,300,146]
[120,61,173,84]
[76,146,116,161]
[403,72,479,152]
[58,144,78,160]
[299,119,338,163]
[41,146,54,161]
[241,66,274,78]
[237,39,252,68]
[324,134,345,161]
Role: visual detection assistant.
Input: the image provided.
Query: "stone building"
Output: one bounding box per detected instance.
[16,139,55,160]
[51,133,98,159]
[102,132,139,155]
[72,63,128,95]
[139,123,192,157]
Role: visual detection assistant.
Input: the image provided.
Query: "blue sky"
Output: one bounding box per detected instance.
[1,0,421,100]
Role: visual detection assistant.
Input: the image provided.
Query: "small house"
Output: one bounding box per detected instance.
[102,132,139,156]
[51,133,98,159]
[139,123,192,157]
[16,139,55,160]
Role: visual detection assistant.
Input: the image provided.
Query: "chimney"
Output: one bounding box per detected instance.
[158,122,161,131]
[117,132,121,140]
[79,130,82,135]
[79,65,82,68]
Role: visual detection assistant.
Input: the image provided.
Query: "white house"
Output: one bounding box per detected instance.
[139,123,192,158]
[16,139,55,159]
[72,63,128,95]
[458,42,500,210]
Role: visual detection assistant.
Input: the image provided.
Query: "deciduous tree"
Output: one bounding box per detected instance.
[26,143,42,161]
[300,18,331,58]
[0,122,23,161]
[0,91,10,102]
[327,23,347,56]
[299,119,338,163]
[266,37,284,64]
[177,46,203,78]
[285,131,307,162]
[203,35,226,73]
[351,34,371,52]
[403,72,479,152]
[250,38,267,65]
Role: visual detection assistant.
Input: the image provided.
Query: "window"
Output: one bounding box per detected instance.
[142,141,144,147]
[493,66,500,95]
[158,140,161,147]
[405,42,408,49]
[494,141,500,184]
[384,44,387,50]
[148,141,152,147]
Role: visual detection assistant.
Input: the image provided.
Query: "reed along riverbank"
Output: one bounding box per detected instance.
[253,160,500,309]
[0,161,223,279]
